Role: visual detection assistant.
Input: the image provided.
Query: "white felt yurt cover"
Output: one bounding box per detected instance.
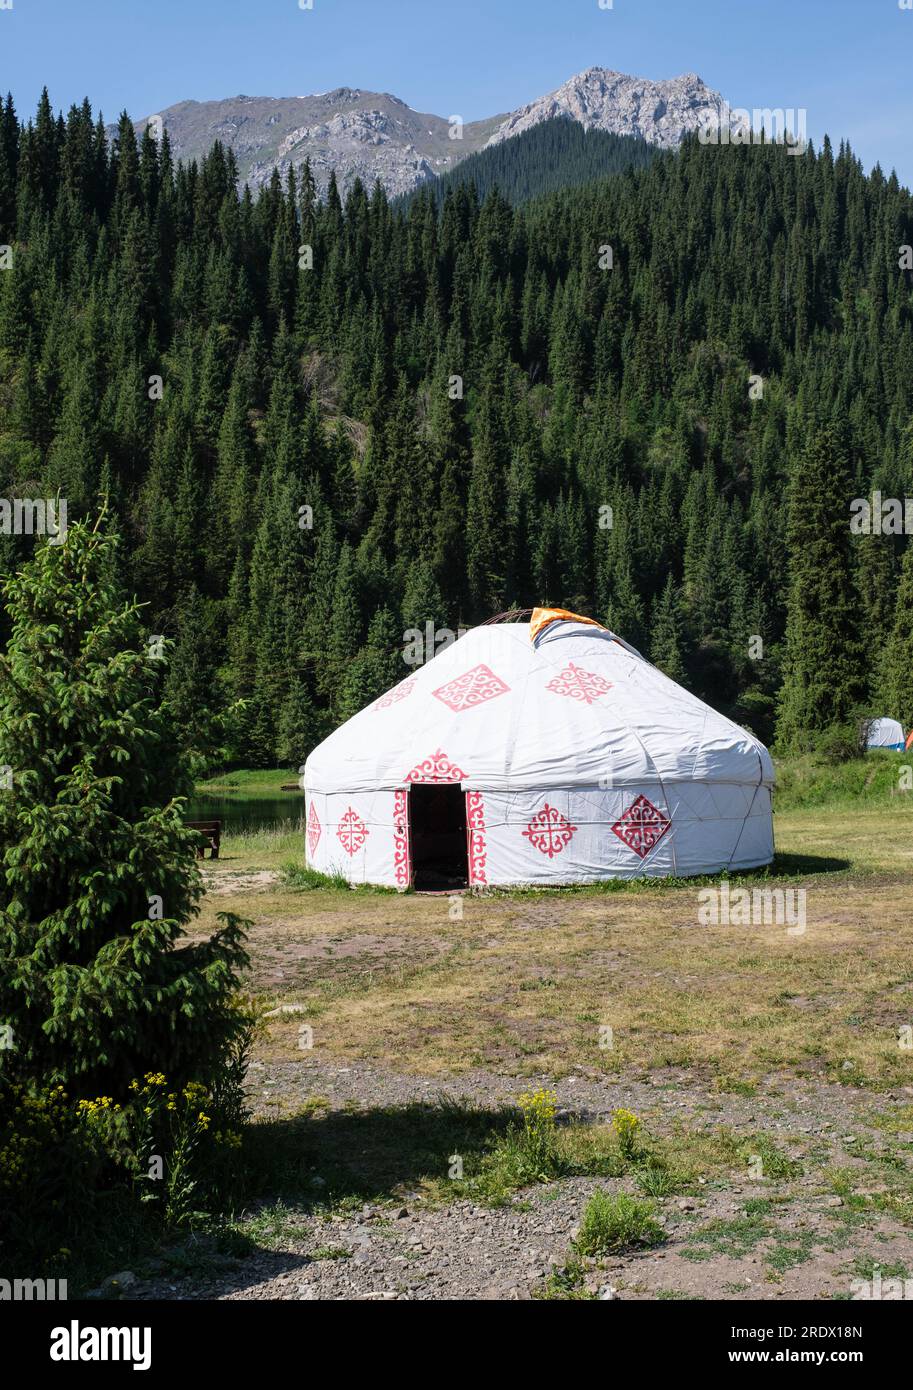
[304,613,775,886]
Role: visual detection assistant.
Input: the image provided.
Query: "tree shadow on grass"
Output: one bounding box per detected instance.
[242,1097,514,1210]
[96,1100,516,1301]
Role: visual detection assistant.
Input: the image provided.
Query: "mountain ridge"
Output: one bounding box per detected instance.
[135,67,725,197]
[485,67,723,150]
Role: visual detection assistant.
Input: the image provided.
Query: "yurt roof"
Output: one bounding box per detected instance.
[305,611,774,795]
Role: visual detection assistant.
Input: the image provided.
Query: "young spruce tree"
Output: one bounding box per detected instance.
[0,517,248,1096]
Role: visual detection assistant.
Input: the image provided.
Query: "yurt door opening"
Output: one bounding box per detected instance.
[408,784,469,890]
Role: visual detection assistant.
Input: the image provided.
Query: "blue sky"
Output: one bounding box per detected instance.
[2,0,912,184]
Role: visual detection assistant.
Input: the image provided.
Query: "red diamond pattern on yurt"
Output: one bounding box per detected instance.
[611,794,670,859]
[545,662,613,705]
[336,807,369,856]
[307,802,321,856]
[432,663,509,712]
[522,803,578,858]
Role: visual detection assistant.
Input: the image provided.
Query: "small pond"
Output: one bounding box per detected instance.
[185,791,305,834]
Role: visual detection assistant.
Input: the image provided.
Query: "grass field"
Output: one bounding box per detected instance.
[196,768,303,796]
[193,755,913,1087]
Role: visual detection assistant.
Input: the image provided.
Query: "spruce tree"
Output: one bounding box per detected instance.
[0,518,248,1095]
[650,577,687,683]
[338,605,403,722]
[776,426,868,747]
[881,540,913,728]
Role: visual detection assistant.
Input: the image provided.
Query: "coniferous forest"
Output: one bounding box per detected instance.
[410,116,658,209]
[2,91,913,767]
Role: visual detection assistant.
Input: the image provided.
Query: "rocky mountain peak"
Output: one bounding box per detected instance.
[137,67,726,199]
[486,68,724,151]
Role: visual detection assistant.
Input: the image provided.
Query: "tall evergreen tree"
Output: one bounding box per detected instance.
[881,540,913,727]
[650,577,687,684]
[776,426,868,747]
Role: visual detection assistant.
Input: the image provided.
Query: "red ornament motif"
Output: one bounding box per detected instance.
[432,663,510,713]
[405,749,466,783]
[466,791,488,886]
[611,794,671,859]
[336,807,369,856]
[393,789,411,887]
[545,662,613,706]
[522,803,578,859]
[375,674,418,709]
[307,802,321,857]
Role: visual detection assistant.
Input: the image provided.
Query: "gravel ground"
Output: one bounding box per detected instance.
[111,1057,913,1302]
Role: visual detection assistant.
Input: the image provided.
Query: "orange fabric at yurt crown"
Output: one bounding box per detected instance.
[529,607,606,643]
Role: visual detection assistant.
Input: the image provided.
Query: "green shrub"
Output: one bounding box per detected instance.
[815,721,869,765]
[0,1031,252,1272]
[0,1082,107,1269]
[515,1087,561,1179]
[78,1057,249,1229]
[460,1089,563,1199]
[281,860,350,891]
[575,1190,664,1256]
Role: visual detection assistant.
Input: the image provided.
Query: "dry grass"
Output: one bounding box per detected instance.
[775,802,913,875]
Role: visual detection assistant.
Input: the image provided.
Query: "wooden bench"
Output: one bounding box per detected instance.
[186,819,222,859]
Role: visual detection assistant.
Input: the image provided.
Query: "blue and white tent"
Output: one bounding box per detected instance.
[866,717,905,751]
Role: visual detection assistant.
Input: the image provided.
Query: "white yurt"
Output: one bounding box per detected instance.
[304,608,775,888]
[865,717,905,751]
